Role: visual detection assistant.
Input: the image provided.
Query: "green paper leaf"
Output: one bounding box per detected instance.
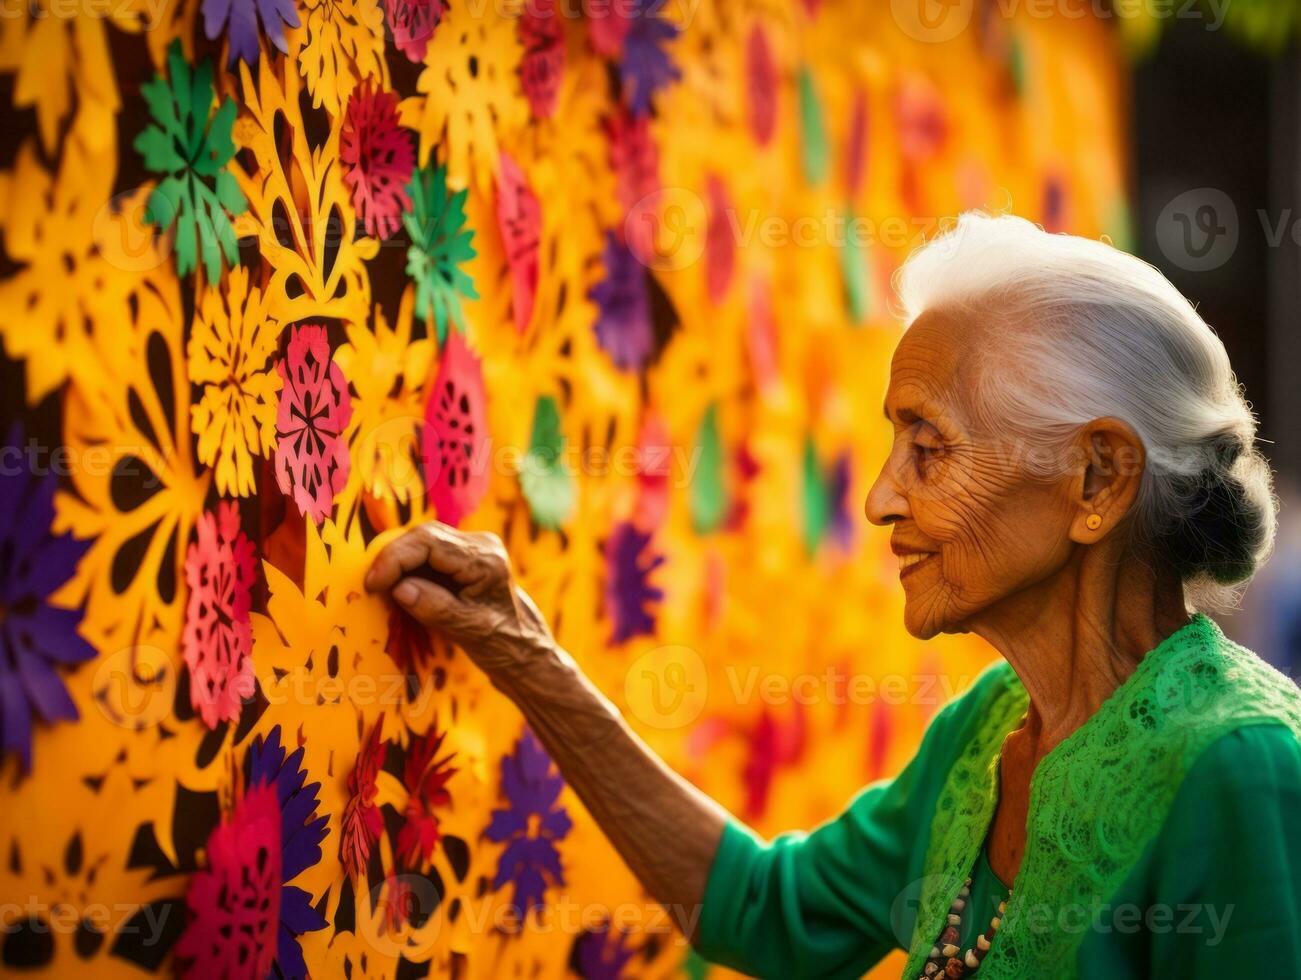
[520,395,576,530]
[403,162,479,346]
[798,65,829,186]
[802,436,829,557]
[690,403,728,534]
[840,208,871,324]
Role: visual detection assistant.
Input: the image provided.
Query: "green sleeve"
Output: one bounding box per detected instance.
[1148,723,1301,973]
[1079,723,1301,976]
[693,665,1013,979]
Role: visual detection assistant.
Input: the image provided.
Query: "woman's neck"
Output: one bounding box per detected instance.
[967,546,1191,755]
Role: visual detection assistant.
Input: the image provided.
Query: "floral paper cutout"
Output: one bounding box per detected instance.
[840,209,871,324]
[485,730,572,915]
[576,926,638,979]
[341,79,415,241]
[746,23,778,146]
[589,231,653,371]
[397,724,457,865]
[422,330,490,526]
[586,0,631,56]
[134,40,247,285]
[845,85,869,196]
[291,0,387,116]
[704,174,735,304]
[177,726,328,978]
[275,324,354,525]
[690,403,728,534]
[399,2,528,190]
[797,64,829,186]
[335,290,433,507]
[619,0,681,117]
[605,521,664,644]
[496,152,542,334]
[519,0,566,119]
[383,0,446,63]
[182,501,257,729]
[0,426,95,771]
[188,265,282,497]
[386,605,435,676]
[520,395,576,530]
[606,109,660,260]
[341,719,387,881]
[404,161,479,345]
[202,0,299,65]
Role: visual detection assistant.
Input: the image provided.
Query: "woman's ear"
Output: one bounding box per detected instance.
[1069,417,1145,544]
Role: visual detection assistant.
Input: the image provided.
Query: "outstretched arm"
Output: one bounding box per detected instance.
[366,521,728,935]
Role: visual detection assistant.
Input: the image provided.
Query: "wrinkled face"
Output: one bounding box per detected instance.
[866,309,1079,638]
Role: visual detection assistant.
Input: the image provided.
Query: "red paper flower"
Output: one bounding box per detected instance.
[496,152,542,334]
[585,0,630,55]
[175,784,281,979]
[606,109,659,259]
[384,0,446,62]
[704,174,734,304]
[422,330,489,527]
[275,324,353,525]
[746,24,778,146]
[519,0,566,118]
[182,501,257,729]
[397,725,457,865]
[341,80,415,241]
[341,719,387,881]
[386,603,434,675]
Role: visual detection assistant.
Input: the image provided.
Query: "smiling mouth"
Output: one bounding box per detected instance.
[897,553,935,578]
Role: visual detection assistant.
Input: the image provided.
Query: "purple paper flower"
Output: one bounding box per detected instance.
[827,454,855,552]
[485,730,572,915]
[620,0,680,117]
[246,726,330,976]
[203,0,300,67]
[0,424,95,771]
[589,231,654,371]
[604,521,664,644]
[575,926,638,979]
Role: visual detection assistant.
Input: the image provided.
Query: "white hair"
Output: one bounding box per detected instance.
[895,212,1276,609]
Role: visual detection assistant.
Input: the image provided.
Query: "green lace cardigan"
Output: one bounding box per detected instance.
[694,615,1301,978]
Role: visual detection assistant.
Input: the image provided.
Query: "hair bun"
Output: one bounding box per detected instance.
[1158,437,1274,587]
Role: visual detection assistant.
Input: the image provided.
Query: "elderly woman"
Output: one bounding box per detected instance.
[366,214,1301,977]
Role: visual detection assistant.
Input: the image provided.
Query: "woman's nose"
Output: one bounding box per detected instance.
[865,447,909,526]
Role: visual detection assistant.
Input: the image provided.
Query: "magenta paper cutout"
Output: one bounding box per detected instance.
[422,330,490,526]
[341,719,387,881]
[746,24,778,146]
[606,109,660,260]
[704,174,734,304]
[341,79,415,240]
[176,784,282,979]
[845,85,868,196]
[496,152,542,334]
[384,0,446,62]
[742,704,807,819]
[182,501,257,729]
[275,324,353,525]
[398,724,456,865]
[585,0,630,56]
[519,0,566,118]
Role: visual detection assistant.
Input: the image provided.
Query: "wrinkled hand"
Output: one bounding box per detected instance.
[365,522,555,678]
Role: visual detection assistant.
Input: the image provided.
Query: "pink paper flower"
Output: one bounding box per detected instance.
[422,330,489,527]
[384,0,446,62]
[182,501,257,729]
[519,0,566,118]
[275,324,353,525]
[341,80,415,241]
[176,785,282,979]
[496,152,541,334]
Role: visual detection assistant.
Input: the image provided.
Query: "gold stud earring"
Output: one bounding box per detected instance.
[1085,514,1103,530]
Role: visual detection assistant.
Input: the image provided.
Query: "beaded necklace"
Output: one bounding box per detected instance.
[915,877,1006,979]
